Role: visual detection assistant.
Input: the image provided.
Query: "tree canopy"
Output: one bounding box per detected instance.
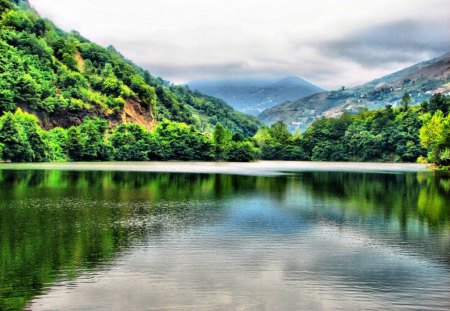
[0,0,261,136]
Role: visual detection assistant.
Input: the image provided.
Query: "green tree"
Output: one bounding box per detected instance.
[389,110,425,162]
[269,121,290,144]
[15,73,41,107]
[302,116,351,159]
[253,123,308,161]
[0,80,15,112]
[1,10,33,32]
[0,0,13,14]
[213,122,232,160]
[46,127,68,161]
[66,118,110,161]
[66,126,83,160]
[0,111,33,162]
[62,52,78,71]
[225,141,259,162]
[109,123,152,161]
[400,93,411,112]
[14,108,51,161]
[311,141,347,161]
[428,93,449,115]
[420,111,450,166]
[154,121,214,160]
[80,118,110,160]
[83,59,95,75]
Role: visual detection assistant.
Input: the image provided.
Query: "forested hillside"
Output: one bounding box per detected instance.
[0,0,449,166]
[255,93,450,166]
[260,53,450,130]
[0,0,260,135]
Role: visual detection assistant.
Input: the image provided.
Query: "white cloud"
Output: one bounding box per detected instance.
[29,0,450,89]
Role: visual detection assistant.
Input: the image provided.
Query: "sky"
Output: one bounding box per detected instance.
[28,0,450,89]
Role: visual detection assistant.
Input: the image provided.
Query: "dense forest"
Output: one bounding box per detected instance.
[1,93,449,164]
[0,0,260,133]
[0,0,449,166]
[254,93,450,166]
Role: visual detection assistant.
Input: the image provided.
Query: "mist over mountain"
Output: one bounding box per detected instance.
[187,76,324,115]
[260,52,450,130]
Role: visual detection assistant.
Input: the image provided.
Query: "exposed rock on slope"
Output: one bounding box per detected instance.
[0,0,261,136]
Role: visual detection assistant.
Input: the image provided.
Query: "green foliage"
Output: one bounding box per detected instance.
[225,141,259,162]
[15,73,41,106]
[311,141,347,161]
[344,124,382,161]
[109,123,153,161]
[302,115,350,159]
[420,110,450,166]
[253,96,444,163]
[0,81,15,111]
[213,122,232,160]
[400,93,411,112]
[14,108,51,161]
[0,1,260,137]
[183,88,261,136]
[1,2,446,165]
[0,109,50,162]
[1,10,33,32]
[66,118,111,161]
[390,110,425,162]
[0,110,258,163]
[46,127,68,161]
[0,0,13,14]
[0,111,32,161]
[425,93,450,115]
[269,121,291,144]
[153,120,214,161]
[254,122,308,160]
[342,108,425,161]
[211,122,259,161]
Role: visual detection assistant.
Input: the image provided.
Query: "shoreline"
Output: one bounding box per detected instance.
[0,161,432,176]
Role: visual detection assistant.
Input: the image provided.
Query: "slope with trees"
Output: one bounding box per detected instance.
[260,53,450,131]
[254,93,449,166]
[0,0,261,136]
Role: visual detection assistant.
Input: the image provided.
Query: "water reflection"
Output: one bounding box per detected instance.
[0,169,449,310]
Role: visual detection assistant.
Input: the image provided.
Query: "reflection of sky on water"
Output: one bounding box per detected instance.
[2,167,447,310]
[30,191,450,311]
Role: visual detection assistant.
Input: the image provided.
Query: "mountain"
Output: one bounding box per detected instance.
[260,53,450,131]
[187,76,324,115]
[0,0,261,136]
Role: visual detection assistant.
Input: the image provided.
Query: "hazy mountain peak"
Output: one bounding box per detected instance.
[260,52,450,131]
[187,76,324,115]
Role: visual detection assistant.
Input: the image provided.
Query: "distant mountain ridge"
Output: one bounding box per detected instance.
[259,52,450,130]
[187,76,324,115]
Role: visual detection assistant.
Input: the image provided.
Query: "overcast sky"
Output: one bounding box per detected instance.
[29,0,449,89]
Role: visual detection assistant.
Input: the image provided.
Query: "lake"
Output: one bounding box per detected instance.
[0,162,449,310]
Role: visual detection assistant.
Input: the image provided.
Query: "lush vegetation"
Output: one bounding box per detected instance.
[0,0,260,136]
[0,109,259,162]
[0,1,448,166]
[254,93,450,166]
[0,94,449,164]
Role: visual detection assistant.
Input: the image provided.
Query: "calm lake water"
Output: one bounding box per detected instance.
[0,162,449,310]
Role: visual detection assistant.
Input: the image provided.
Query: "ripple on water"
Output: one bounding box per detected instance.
[0,169,448,311]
